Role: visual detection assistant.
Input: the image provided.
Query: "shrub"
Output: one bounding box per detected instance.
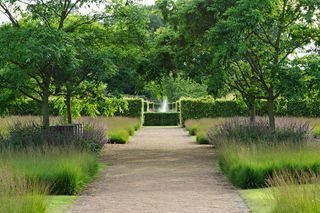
[108,130,130,144]
[196,131,207,144]
[134,122,141,131]
[312,126,320,138]
[143,112,180,126]
[208,118,310,146]
[218,143,320,189]
[186,124,198,136]
[5,122,45,148]
[80,123,107,153]
[126,126,135,136]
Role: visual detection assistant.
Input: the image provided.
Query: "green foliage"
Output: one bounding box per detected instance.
[218,143,320,189]
[180,97,246,124]
[143,112,180,126]
[103,1,151,95]
[126,126,135,136]
[180,98,320,125]
[120,98,144,118]
[313,126,320,138]
[161,75,208,102]
[186,124,198,136]
[108,130,130,144]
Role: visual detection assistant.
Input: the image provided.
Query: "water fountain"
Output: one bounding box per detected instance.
[159,97,169,112]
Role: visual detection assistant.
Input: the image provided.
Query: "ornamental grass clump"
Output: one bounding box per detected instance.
[267,170,320,213]
[0,147,99,195]
[217,143,320,189]
[108,130,130,144]
[0,167,49,213]
[208,117,310,147]
[0,121,107,153]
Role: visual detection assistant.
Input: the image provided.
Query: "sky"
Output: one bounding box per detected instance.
[0,0,156,23]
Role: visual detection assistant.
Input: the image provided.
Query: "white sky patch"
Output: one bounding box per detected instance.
[0,0,155,23]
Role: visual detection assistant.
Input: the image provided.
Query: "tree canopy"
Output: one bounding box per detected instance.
[0,0,319,128]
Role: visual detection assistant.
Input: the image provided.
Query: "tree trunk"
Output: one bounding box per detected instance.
[267,98,275,130]
[249,101,256,124]
[65,91,72,124]
[42,86,50,128]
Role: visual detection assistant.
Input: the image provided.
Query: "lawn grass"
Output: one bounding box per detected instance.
[47,196,77,213]
[240,183,320,213]
[240,188,272,213]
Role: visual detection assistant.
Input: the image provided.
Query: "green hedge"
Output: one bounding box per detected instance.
[120,98,144,118]
[144,112,180,126]
[144,101,149,112]
[179,97,320,125]
[176,101,180,112]
[180,97,246,124]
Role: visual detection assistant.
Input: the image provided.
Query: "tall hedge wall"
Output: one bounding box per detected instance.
[121,98,144,118]
[180,97,246,124]
[179,97,320,125]
[144,112,180,126]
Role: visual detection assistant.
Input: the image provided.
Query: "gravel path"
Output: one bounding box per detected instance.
[67,127,249,213]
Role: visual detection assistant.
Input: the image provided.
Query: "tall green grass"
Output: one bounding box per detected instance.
[267,171,320,213]
[0,148,99,195]
[218,143,320,189]
[241,171,320,213]
[0,167,49,213]
[0,116,106,212]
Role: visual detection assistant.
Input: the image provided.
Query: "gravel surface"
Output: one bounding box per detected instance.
[67,127,249,213]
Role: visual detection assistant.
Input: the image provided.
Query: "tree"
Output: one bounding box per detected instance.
[0,0,107,127]
[209,59,263,123]
[103,0,151,95]
[53,21,116,124]
[210,0,320,129]
[161,75,208,102]
[0,25,77,127]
